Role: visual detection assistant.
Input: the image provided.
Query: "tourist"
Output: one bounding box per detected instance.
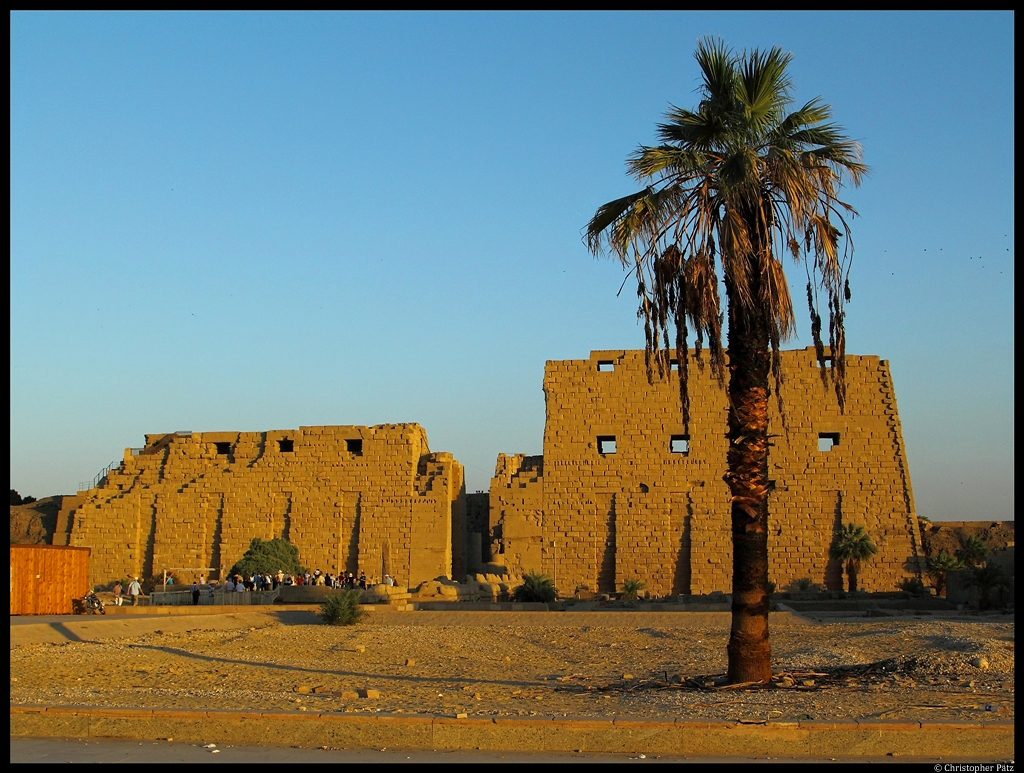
[191,581,201,606]
[207,583,216,604]
[358,572,367,590]
[112,581,123,606]
[225,576,235,592]
[127,577,142,606]
[236,577,245,593]
[384,574,394,587]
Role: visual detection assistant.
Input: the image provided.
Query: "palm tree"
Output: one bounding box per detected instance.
[925,550,962,597]
[621,577,645,600]
[829,523,878,593]
[955,535,989,569]
[511,570,557,603]
[585,39,865,683]
[964,563,1010,610]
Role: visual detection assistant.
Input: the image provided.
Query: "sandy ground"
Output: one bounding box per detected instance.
[9,607,1014,723]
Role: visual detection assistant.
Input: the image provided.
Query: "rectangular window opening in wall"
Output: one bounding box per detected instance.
[597,436,617,455]
[278,439,293,453]
[670,435,690,454]
[215,442,232,455]
[818,433,840,452]
[597,360,615,372]
[346,438,363,455]
[670,359,679,371]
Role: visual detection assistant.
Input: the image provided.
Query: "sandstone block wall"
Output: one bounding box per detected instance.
[490,348,925,596]
[59,424,465,589]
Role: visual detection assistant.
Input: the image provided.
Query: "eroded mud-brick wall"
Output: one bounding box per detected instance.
[60,424,465,589]
[490,348,925,596]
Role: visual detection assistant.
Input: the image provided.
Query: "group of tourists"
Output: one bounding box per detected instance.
[216,568,395,592]
[111,578,143,606]
[139,568,403,606]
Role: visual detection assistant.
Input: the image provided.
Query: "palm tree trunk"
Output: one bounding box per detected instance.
[724,271,773,684]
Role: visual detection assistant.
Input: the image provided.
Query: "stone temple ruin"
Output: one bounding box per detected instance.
[56,347,925,594]
[487,347,924,596]
[54,424,466,590]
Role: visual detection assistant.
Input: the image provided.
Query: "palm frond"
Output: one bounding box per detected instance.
[585,37,865,422]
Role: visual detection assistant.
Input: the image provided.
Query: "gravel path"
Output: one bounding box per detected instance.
[9,609,1013,723]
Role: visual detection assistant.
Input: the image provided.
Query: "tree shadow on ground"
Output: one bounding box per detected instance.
[117,643,549,691]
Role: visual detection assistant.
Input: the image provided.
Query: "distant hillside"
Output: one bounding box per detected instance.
[9,496,63,545]
[919,520,1014,560]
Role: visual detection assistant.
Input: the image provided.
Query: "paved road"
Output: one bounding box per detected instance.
[10,736,929,763]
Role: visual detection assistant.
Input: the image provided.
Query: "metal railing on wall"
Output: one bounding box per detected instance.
[78,459,119,493]
[149,588,280,606]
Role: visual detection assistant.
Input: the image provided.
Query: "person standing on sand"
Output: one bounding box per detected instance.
[112,581,123,606]
[127,577,142,606]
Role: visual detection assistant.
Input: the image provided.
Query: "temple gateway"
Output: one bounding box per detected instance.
[57,347,925,593]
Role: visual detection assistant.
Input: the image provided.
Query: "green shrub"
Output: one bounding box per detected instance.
[230,537,305,578]
[511,571,557,603]
[898,577,927,595]
[621,578,645,600]
[318,590,367,626]
[767,581,776,594]
[796,577,813,591]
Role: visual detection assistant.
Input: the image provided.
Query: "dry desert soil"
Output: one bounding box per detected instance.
[9,607,1014,723]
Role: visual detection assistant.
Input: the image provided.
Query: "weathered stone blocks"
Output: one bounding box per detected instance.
[491,347,925,597]
[63,424,466,589]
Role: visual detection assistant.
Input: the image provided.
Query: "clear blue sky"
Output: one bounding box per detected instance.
[11,11,1014,522]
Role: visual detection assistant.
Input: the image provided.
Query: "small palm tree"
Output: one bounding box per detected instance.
[621,578,645,600]
[829,524,878,592]
[318,589,366,626]
[512,571,557,603]
[964,563,1010,610]
[955,536,989,569]
[925,550,962,597]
